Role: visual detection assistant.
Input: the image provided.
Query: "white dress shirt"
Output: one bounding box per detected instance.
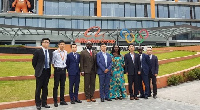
[140,54,143,68]
[130,53,134,63]
[149,54,152,60]
[52,48,67,68]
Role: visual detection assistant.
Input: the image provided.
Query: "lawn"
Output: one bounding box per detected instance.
[159,57,200,76]
[0,55,33,59]
[0,51,197,77]
[0,51,195,60]
[156,51,196,60]
[0,76,99,103]
[0,62,35,77]
[1,56,200,102]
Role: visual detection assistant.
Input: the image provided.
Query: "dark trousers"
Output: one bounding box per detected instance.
[35,69,50,106]
[98,74,111,99]
[128,75,138,97]
[138,70,149,97]
[84,73,96,99]
[149,73,157,96]
[53,68,66,102]
[69,74,80,101]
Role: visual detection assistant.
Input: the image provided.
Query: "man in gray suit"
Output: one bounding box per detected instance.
[80,41,97,102]
[147,47,159,99]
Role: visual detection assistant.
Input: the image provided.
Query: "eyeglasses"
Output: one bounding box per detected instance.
[42,42,50,43]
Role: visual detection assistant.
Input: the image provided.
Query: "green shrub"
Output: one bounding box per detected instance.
[185,70,197,81]
[192,68,200,80]
[167,75,184,86]
[177,75,184,83]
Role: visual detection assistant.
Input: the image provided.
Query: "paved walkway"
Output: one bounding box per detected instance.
[7,80,200,110]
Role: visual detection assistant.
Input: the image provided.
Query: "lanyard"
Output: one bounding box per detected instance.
[58,49,65,61]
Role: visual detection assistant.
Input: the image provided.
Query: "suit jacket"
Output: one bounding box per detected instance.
[140,53,151,75]
[66,52,80,76]
[150,55,159,75]
[80,49,97,73]
[32,49,53,77]
[124,52,141,75]
[96,52,112,75]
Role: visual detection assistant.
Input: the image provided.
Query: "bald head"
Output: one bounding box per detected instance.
[86,41,93,50]
[86,41,92,45]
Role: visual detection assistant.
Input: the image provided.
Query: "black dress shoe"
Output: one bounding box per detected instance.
[71,101,75,104]
[36,106,41,110]
[42,105,50,108]
[54,102,58,107]
[101,98,105,102]
[118,97,122,100]
[60,101,68,105]
[105,98,112,101]
[144,96,148,99]
[148,94,152,97]
[75,100,82,103]
[153,95,157,99]
[134,97,139,100]
[139,95,145,98]
[130,97,134,100]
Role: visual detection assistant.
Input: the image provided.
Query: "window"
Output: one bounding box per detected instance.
[136,4,144,17]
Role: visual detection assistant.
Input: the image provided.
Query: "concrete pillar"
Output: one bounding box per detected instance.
[0,0,2,13]
[166,39,169,46]
[36,40,41,47]
[11,37,15,45]
[2,0,9,12]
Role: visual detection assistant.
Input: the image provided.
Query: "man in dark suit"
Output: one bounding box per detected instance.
[124,44,141,100]
[97,43,112,102]
[32,38,52,110]
[66,43,82,104]
[146,47,159,99]
[138,46,151,99]
[80,41,97,102]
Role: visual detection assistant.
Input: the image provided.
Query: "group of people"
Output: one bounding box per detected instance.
[32,38,159,110]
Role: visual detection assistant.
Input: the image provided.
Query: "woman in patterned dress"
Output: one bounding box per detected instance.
[109,45,127,100]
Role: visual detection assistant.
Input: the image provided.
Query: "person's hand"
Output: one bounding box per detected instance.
[66,72,68,77]
[81,72,84,76]
[155,74,158,77]
[28,4,31,8]
[126,72,128,75]
[138,71,141,75]
[104,69,109,73]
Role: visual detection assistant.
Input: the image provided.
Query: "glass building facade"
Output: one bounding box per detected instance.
[0,0,200,29]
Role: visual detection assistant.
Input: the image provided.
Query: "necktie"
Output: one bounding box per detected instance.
[90,50,92,56]
[74,53,77,59]
[45,50,48,69]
